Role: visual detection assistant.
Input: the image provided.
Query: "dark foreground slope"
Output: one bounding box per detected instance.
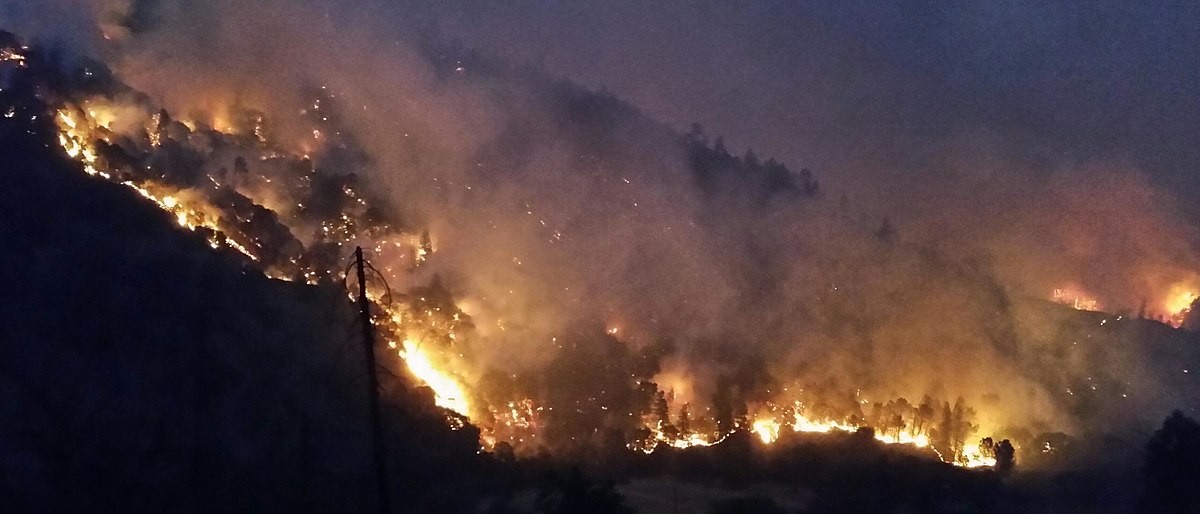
[0,71,499,513]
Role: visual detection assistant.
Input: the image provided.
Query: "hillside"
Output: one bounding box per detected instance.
[0,66,495,511]
[4,23,1200,513]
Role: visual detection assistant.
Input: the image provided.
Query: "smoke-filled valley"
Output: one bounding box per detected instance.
[4,1,1200,512]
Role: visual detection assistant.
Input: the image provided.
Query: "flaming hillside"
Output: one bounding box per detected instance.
[13,31,1004,468]
[3,2,1200,511]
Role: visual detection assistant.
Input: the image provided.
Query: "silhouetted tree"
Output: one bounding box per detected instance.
[713,136,728,156]
[887,414,905,441]
[980,437,995,457]
[934,401,954,459]
[1143,410,1200,513]
[713,380,735,435]
[653,391,669,424]
[654,391,678,439]
[869,402,884,430]
[914,395,935,437]
[994,439,1015,477]
[743,148,759,168]
[949,397,977,462]
[886,398,913,440]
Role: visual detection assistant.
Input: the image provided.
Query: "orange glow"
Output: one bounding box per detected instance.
[398,339,471,415]
[1051,287,1100,311]
[752,418,781,444]
[51,92,1008,471]
[1162,284,1197,328]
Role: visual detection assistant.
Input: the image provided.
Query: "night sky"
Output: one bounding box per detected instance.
[6,2,1199,207]
[409,1,1200,214]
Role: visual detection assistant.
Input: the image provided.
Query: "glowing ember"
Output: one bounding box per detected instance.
[666,431,723,449]
[644,422,726,451]
[0,48,26,67]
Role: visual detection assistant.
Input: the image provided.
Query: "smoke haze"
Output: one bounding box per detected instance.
[5,0,1200,453]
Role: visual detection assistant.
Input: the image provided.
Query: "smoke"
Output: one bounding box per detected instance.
[6,0,1200,455]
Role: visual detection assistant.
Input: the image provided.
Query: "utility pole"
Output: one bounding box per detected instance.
[356,246,390,514]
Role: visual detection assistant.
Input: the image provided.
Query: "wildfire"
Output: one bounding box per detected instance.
[752,417,781,444]
[0,47,26,67]
[745,409,992,468]
[961,444,999,469]
[1052,282,1199,329]
[55,107,267,262]
[46,83,1007,471]
[631,420,726,453]
[57,109,105,178]
[1162,285,1197,328]
[629,396,997,469]
[664,431,724,449]
[1052,287,1100,312]
[397,339,471,415]
[53,89,475,428]
[790,413,857,434]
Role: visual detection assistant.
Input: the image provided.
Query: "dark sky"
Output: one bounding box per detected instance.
[395,0,1200,213]
[5,1,1197,208]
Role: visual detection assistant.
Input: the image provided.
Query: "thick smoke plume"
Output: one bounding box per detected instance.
[6,0,1200,460]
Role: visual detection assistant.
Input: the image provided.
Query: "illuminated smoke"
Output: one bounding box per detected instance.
[5,0,1200,472]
